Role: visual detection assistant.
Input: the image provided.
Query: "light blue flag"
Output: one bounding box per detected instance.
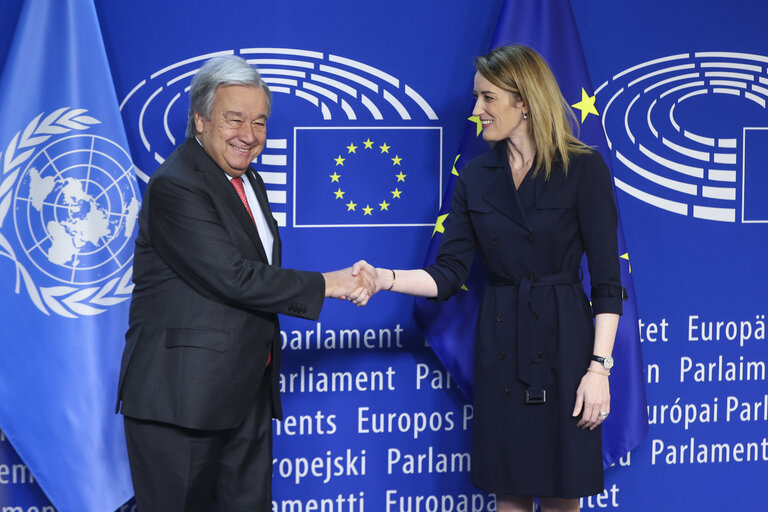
[414,0,648,468]
[0,0,136,510]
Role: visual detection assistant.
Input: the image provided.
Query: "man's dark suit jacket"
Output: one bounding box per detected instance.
[116,138,325,430]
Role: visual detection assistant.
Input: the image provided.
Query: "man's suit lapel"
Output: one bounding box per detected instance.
[186,139,270,263]
[480,144,532,233]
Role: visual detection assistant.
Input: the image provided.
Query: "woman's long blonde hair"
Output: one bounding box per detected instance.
[474,45,590,178]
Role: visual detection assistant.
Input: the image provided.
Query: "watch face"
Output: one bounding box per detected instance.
[603,356,614,369]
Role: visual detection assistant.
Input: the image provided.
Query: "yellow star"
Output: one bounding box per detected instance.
[379,200,390,211]
[363,138,374,149]
[620,252,631,274]
[432,213,448,236]
[395,171,407,182]
[346,142,358,153]
[571,88,599,123]
[330,171,341,182]
[451,154,461,176]
[363,204,373,216]
[346,200,357,211]
[391,188,402,199]
[469,115,482,137]
[460,284,469,291]
[379,143,390,153]
[334,155,345,166]
[392,155,402,166]
[334,188,345,199]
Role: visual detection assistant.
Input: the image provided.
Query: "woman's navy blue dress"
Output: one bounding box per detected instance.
[424,144,623,498]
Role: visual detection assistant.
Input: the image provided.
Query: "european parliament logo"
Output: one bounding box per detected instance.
[119,48,442,227]
[597,51,768,223]
[0,109,139,317]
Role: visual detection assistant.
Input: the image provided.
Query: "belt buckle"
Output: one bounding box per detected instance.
[525,388,546,404]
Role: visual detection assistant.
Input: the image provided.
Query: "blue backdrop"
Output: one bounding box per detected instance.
[0,0,766,510]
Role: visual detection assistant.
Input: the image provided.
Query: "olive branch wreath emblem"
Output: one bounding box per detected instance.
[0,108,135,318]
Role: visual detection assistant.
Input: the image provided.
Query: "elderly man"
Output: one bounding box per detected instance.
[116,56,372,511]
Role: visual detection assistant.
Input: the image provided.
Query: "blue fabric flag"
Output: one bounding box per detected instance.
[413,0,648,468]
[0,0,136,510]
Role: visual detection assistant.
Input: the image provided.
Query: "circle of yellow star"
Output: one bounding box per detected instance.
[391,188,402,199]
[330,171,341,182]
[395,171,406,182]
[363,138,374,149]
[346,200,357,211]
[363,204,373,216]
[346,143,358,153]
[391,155,402,166]
[379,143,390,153]
[334,188,345,199]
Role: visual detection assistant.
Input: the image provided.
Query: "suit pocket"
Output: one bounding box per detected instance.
[466,197,495,228]
[164,327,231,353]
[466,196,495,214]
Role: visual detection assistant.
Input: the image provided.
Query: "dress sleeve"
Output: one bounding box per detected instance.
[424,170,480,301]
[576,151,624,315]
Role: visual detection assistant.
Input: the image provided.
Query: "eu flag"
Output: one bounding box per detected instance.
[0,0,136,510]
[413,0,648,468]
[294,127,441,227]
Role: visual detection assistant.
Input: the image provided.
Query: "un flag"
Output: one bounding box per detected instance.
[0,0,136,510]
[294,127,441,227]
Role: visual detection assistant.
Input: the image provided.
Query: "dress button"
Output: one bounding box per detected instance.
[496,314,503,322]
[491,238,499,246]
[497,352,506,360]
[530,273,538,282]
[525,236,533,244]
[537,351,543,358]
[503,388,511,397]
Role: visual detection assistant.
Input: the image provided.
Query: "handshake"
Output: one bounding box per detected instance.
[322,260,389,307]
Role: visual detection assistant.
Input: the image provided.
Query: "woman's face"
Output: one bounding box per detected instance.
[472,72,527,142]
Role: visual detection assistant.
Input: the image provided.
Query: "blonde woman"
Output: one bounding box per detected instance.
[354,45,622,512]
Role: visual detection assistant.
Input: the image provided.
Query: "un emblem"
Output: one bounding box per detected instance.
[0,108,139,317]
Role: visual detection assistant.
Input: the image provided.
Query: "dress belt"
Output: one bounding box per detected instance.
[488,269,581,396]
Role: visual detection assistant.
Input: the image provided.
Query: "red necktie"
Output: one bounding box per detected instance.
[231,176,271,366]
[231,176,256,226]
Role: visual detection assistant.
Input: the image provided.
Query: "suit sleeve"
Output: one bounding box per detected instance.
[424,170,480,300]
[145,173,325,320]
[576,151,623,316]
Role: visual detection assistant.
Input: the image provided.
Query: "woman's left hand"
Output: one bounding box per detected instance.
[572,367,610,430]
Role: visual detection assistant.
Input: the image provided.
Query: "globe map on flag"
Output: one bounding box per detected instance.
[14,134,139,285]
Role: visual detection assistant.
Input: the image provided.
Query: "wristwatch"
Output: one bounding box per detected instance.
[591,355,614,370]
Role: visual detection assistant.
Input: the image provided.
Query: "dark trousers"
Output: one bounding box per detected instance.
[124,374,273,512]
